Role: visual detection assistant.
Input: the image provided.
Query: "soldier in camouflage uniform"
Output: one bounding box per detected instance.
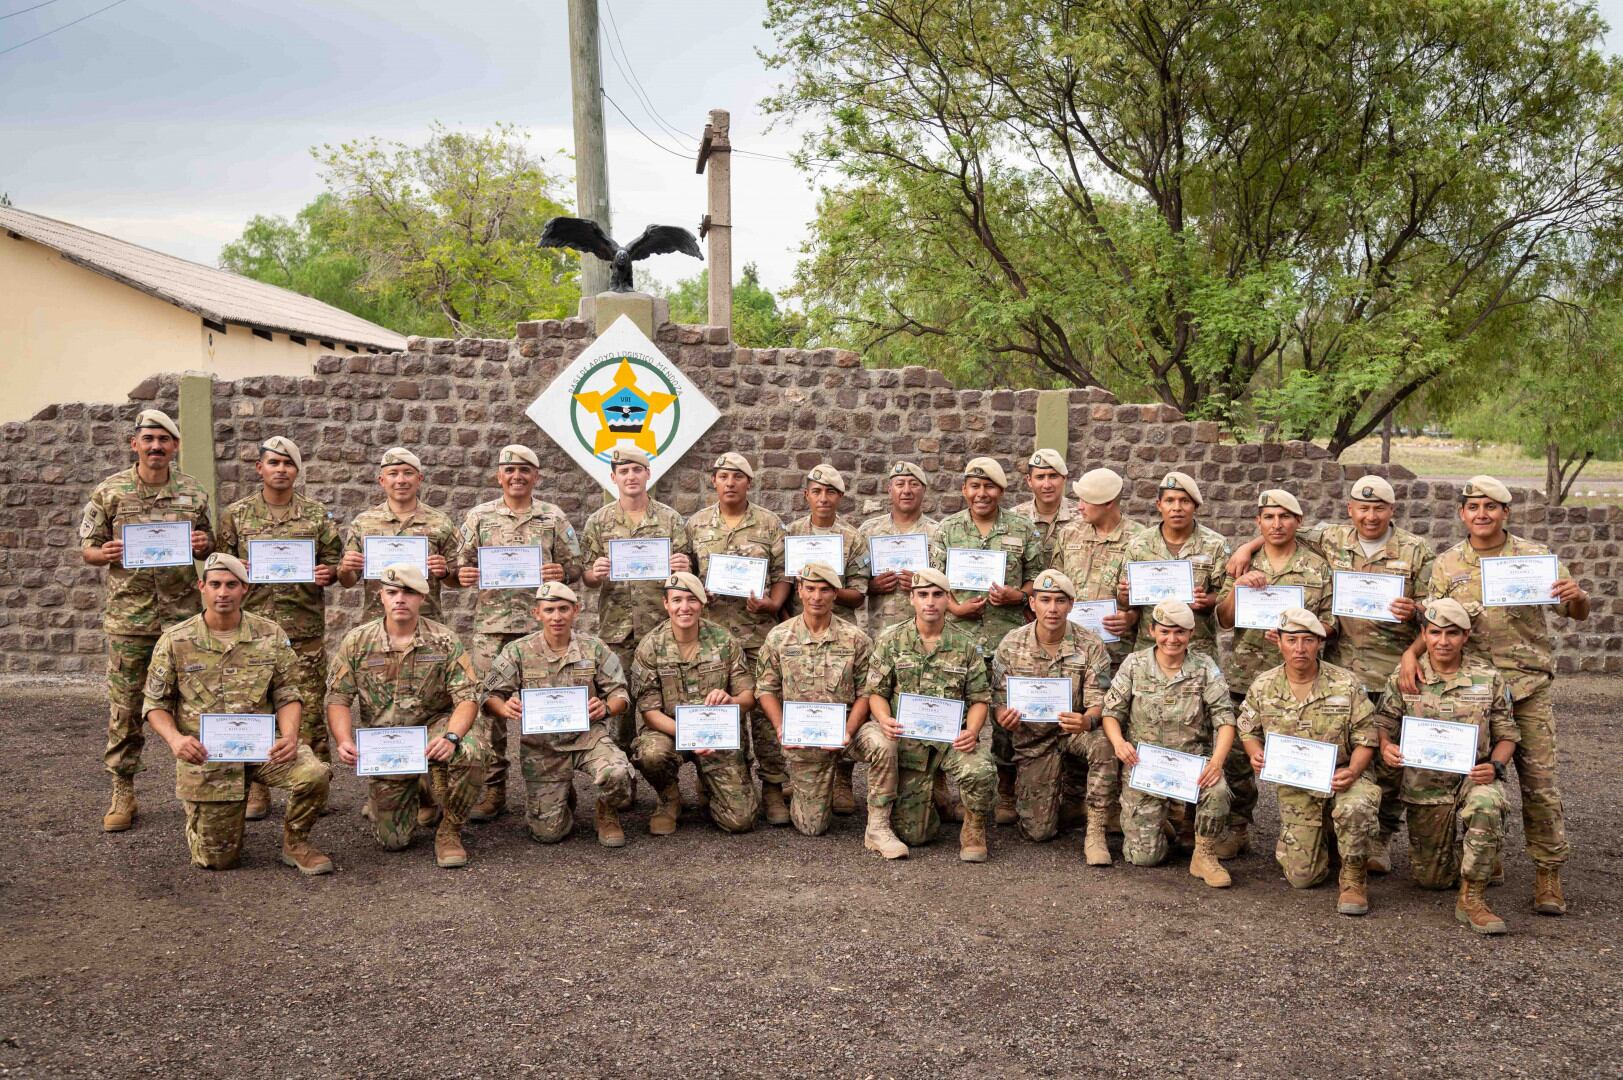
[1406,474,1590,915]
[629,572,759,834]
[1374,599,1519,934]
[337,446,458,622]
[1100,601,1236,887]
[1116,471,1230,658]
[686,452,791,825]
[215,435,343,819]
[481,582,635,847]
[452,444,584,822]
[327,564,488,869]
[1238,608,1380,916]
[863,567,998,862]
[1010,448,1076,566]
[142,554,332,874]
[80,408,214,832]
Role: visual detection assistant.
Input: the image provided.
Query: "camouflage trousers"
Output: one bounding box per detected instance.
[1011,727,1118,842]
[1120,777,1232,867]
[630,730,758,833]
[1224,693,1258,829]
[607,641,639,751]
[1275,775,1380,889]
[743,648,789,786]
[784,722,900,837]
[1404,780,1509,890]
[470,632,528,788]
[1510,685,1568,869]
[891,734,997,847]
[520,736,634,843]
[288,636,330,762]
[182,745,330,869]
[105,634,158,778]
[368,721,488,851]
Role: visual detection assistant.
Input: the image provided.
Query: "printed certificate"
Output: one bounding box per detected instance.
[1331,571,1405,623]
[1126,560,1195,606]
[363,535,431,581]
[1004,676,1072,723]
[121,521,192,569]
[1399,715,1479,776]
[1128,743,1203,804]
[675,704,742,751]
[355,725,429,776]
[520,686,591,735]
[781,701,848,748]
[896,693,964,743]
[1258,732,1339,795]
[868,533,930,576]
[1067,599,1121,643]
[704,554,770,600]
[608,538,672,581]
[477,545,544,590]
[945,548,1007,592]
[1480,555,1560,607]
[199,713,275,763]
[247,539,317,584]
[784,534,844,579]
[1233,584,1305,631]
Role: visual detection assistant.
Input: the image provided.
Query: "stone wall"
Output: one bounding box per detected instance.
[2,317,1616,676]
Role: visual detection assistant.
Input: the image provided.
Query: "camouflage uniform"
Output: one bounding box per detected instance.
[1100,649,1235,865]
[629,619,759,832]
[1011,498,1076,567]
[854,513,940,637]
[1120,524,1231,658]
[216,490,343,758]
[80,465,214,778]
[862,620,997,846]
[341,501,459,621]
[991,623,1111,842]
[141,611,330,867]
[1237,662,1380,888]
[1427,533,1575,870]
[1373,656,1518,888]
[783,515,870,619]
[326,617,489,849]
[755,614,874,835]
[482,631,633,843]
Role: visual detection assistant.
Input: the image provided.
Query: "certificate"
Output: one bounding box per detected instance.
[1258,732,1338,795]
[608,538,671,581]
[704,554,769,599]
[363,535,431,580]
[520,686,591,735]
[1004,676,1072,723]
[121,521,192,569]
[355,725,429,776]
[1399,715,1479,776]
[1480,555,1559,607]
[478,545,543,590]
[675,704,742,751]
[896,693,964,743]
[784,534,844,579]
[1232,584,1305,631]
[1127,743,1203,804]
[247,539,317,584]
[781,701,847,748]
[945,547,1007,592]
[1332,571,1405,623]
[869,533,930,575]
[199,713,275,763]
[1067,599,1121,643]
[1126,560,1195,606]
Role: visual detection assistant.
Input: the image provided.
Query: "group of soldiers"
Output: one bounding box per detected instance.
[82,407,1591,935]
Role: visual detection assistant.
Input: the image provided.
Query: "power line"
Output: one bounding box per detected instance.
[601,88,691,160]
[0,0,128,57]
[1,0,66,22]
[601,0,697,146]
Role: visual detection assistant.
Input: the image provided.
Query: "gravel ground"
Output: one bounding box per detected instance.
[3,679,1620,1078]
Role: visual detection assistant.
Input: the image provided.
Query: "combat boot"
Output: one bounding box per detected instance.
[994,768,1018,826]
[932,771,963,823]
[1058,797,1086,833]
[102,777,137,832]
[416,800,441,828]
[595,798,626,848]
[648,783,682,836]
[1456,879,1508,935]
[360,794,376,821]
[468,782,505,823]
[280,830,334,876]
[1210,823,1249,859]
[832,761,857,816]
[1366,832,1393,875]
[1188,836,1232,888]
[244,781,270,821]
[863,804,909,860]
[1533,867,1566,915]
[761,781,791,826]
[434,819,468,868]
[1083,814,1112,867]
[1337,864,1370,916]
[959,809,989,863]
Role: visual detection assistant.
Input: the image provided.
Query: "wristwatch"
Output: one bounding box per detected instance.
[444,732,463,748]
[1491,760,1507,782]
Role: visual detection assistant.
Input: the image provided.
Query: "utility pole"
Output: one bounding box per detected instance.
[696,109,732,335]
[568,0,611,297]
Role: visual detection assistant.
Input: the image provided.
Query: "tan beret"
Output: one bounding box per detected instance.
[963,456,1008,489]
[259,436,302,472]
[797,561,843,589]
[1461,475,1512,505]
[499,444,540,468]
[1032,568,1077,600]
[134,409,180,440]
[611,446,650,468]
[380,447,423,473]
[1027,448,1068,476]
[889,461,928,485]
[378,562,430,596]
[910,566,953,592]
[1258,488,1303,517]
[1423,597,1473,631]
[664,571,709,603]
[201,552,249,584]
[1348,475,1395,504]
[1150,600,1196,630]
[1158,471,1203,506]
[712,452,754,479]
[1073,467,1124,505]
[1277,607,1328,638]
[805,463,846,494]
[534,581,579,604]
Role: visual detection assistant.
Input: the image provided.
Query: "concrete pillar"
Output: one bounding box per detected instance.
[578,291,668,339]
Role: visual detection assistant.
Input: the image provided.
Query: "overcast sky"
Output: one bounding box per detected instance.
[4,0,1621,299]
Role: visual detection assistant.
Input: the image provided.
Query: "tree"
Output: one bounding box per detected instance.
[764,0,1623,452]
[664,263,803,347]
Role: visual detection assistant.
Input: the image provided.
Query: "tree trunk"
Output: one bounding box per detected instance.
[1381,414,1393,465]
[1546,441,1560,507]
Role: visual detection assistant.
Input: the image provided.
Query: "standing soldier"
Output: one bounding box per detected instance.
[337,447,458,621]
[1117,472,1230,658]
[326,564,488,869]
[215,435,342,820]
[1011,449,1076,565]
[481,582,635,847]
[142,553,332,874]
[80,408,213,832]
[686,453,791,825]
[452,444,583,823]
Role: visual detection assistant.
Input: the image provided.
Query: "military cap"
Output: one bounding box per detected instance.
[805,463,847,494]
[910,566,953,592]
[888,461,928,485]
[611,446,650,468]
[1032,568,1077,600]
[1277,607,1328,638]
[201,552,249,584]
[663,571,709,603]
[963,456,1008,489]
[712,452,754,479]
[1026,448,1069,476]
[534,581,579,605]
[499,444,540,468]
[1257,488,1303,517]
[798,561,843,589]
[134,409,181,440]
[379,562,430,596]
[380,447,423,473]
[1461,475,1512,505]
[1151,600,1196,630]
[259,435,302,472]
[1348,474,1395,504]
[1158,470,1203,506]
[1073,467,1124,504]
[1422,597,1473,631]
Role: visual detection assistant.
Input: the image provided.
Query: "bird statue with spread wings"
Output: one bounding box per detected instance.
[538,217,703,293]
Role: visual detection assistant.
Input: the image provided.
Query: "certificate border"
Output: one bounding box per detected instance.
[1067,598,1121,643]
[703,554,770,599]
[1232,583,1306,632]
[120,521,194,570]
[674,703,743,752]
[944,546,1008,593]
[1398,714,1479,776]
[1478,554,1561,608]
[520,685,592,736]
[1330,570,1405,623]
[198,712,276,763]
[477,544,545,591]
[1003,675,1072,723]
[362,535,432,581]
[1125,559,1196,606]
[784,533,846,579]
[780,700,848,748]
[607,536,673,582]
[868,532,930,575]
[1128,741,1204,804]
[354,724,430,776]
[896,692,965,743]
[1258,731,1338,795]
[246,538,317,585]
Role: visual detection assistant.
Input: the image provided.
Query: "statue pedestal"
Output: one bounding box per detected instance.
[578,291,668,339]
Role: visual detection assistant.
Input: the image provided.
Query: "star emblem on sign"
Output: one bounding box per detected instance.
[571,359,676,456]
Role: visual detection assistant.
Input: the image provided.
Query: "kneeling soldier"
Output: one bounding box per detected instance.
[142,553,332,874]
[327,564,487,868]
[481,582,635,847]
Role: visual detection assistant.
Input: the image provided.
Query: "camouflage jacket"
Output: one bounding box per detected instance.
[141,611,299,802]
[343,501,460,623]
[326,616,479,727]
[1121,523,1231,657]
[631,618,752,717]
[453,497,583,635]
[1049,514,1144,666]
[863,619,993,708]
[784,514,870,618]
[1374,655,1518,805]
[1427,532,1574,701]
[1221,543,1336,694]
[755,613,873,705]
[80,465,213,636]
[687,502,786,651]
[931,508,1045,650]
[216,490,342,640]
[1100,649,1234,758]
[1011,497,1077,566]
[1298,521,1434,693]
[992,622,1110,757]
[581,498,693,646]
[1237,661,1377,767]
[482,630,627,752]
[855,513,940,636]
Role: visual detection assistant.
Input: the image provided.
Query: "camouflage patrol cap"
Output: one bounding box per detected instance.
[910,567,953,592]
[1257,488,1303,517]
[1348,474,1395,504]
[663,571,709,604]
[1422,597,1473,631]
[798,561,843,589]
[888,461,928,485]
[380,447,423,474]
[1032,568,1077,600]
[1277,607,1328,638]
[1073,468,1124,504]
[1158,471,1203,506]
[1151,600,1195,630]
[712,452,754,479]
[379,562,430,596]
[805,463,846,494]
[499,444,540,468]
[1026,448,1068,476]
[1461,475,1512,505]
[259,436,303,472]
[611,446,651,468]
[134,409,180,440]
[534,581,579,605]
[201,552,250,584]
[963,457,1008,489]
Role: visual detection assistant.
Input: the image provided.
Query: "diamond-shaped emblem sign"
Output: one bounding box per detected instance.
[526,315,720,494]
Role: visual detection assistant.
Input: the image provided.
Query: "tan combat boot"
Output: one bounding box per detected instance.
[932,771,963,823]
[416,799,442,828]
[1366,832,1393,875]
[102,777,137,832]
[1058,797,1085,833]
[244,781,270,821]
[1456,878,1508,935]
[648,783,682,836]
[360,794,376,821]
[1533,867,1566,915]
[761,781,791,826]
[1337,863,1370,916]
[1210,823,1249,859]
[994,768,1018,826]
[831,761,857,816]
[468,782,505,823]
[595,797,626,848]
[959,809,989,863]
[863,804,909,860]
[434,819,468,868]
[1083,814,1113,867]
[280,830,334,876]
[1188,836,1232,888]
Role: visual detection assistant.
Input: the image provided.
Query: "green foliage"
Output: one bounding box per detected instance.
[663,263,803,348]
